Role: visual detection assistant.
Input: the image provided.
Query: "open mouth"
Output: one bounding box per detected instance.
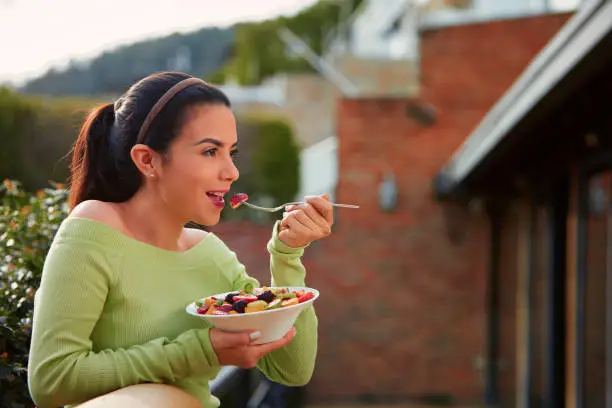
[206,191,226,208]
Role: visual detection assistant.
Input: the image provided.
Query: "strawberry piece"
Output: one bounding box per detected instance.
[197,306,209,314]
[217,304,234,313]
[232,295,258,304]
[229,193,249,209]
[297,292,315,303]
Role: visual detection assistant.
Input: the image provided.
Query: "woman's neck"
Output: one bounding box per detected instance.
[117,188,188,252]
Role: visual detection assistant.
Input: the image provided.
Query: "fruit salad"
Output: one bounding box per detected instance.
[195,284,315,315]
[229,193,248,209]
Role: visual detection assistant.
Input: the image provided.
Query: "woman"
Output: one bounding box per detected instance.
[27,72,332,408]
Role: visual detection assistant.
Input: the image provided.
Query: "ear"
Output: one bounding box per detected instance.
[130,144,163,178]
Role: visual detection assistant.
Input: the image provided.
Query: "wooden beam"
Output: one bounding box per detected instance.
[565,165,579,408]
[515,198,533,408]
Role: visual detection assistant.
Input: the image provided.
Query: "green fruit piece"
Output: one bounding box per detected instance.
[280,292,297,299]
[265,299,282,310]
[247,300,267,309]
[195,299,206,307]
[215,298,225,307]
[244,282,254,294]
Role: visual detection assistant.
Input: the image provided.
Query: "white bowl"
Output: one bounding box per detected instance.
[186,287,319,345]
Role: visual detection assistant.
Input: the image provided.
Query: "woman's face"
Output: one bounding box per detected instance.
[155,103,240,226]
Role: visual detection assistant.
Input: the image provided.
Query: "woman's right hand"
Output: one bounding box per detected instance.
[209,327,296,368]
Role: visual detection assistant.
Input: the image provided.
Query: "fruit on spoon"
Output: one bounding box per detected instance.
[229,193,249,209]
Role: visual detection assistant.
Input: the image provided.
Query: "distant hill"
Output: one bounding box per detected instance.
[20,27,234,97]
[20,0,364,96]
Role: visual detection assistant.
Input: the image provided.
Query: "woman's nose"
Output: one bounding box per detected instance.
[221,157,239,182]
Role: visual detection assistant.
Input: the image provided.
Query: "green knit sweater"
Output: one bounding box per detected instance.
[27,217,318,408]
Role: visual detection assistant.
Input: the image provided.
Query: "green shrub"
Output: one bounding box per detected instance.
[0,87,101,192]
[0,179,68,407]
[0,89,38,191]
[252,119,300,206]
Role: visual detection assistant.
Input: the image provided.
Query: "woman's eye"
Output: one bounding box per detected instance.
[203,148,217,157]
[230,149,239,159]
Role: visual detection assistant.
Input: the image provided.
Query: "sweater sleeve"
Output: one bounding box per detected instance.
[227,221,318,387]
[27,239,220,408]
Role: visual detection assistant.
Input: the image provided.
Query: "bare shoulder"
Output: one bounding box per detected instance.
[69,200,124,230]
[182,225,209,249]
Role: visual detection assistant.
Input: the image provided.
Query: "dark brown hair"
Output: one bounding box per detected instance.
[67,71,230,209]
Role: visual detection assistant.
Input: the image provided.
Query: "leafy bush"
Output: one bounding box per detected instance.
[0,88,38,191]
[252,119,300,206]
[0,179,68,407]
[0,87,101,192]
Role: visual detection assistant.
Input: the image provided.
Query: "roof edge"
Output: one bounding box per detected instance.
[434,0,611,198]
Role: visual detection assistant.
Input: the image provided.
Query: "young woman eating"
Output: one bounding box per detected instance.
[27,71,333,408]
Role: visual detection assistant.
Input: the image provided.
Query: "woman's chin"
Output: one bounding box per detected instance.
[193,212,221,227]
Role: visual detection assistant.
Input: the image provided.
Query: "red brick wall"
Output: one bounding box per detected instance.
[327,101,489,405]
[419,13,572,111]
[211,12,572,405]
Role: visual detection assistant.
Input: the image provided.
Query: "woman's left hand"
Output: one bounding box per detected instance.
[278,194,334,248]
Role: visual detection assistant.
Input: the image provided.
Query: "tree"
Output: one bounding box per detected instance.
[210,0,364,85]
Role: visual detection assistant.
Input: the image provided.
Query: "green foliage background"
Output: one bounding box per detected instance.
[0,180,68,408]
[217,0,362,85]
[252,119,300,205]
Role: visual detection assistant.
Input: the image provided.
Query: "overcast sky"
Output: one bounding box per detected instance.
[0,0,318,84]
[0,0,580,85]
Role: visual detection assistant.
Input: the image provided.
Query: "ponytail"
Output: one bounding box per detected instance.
[68,103,118,210]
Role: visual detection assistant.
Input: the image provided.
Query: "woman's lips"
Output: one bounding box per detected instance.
[206,192,226,208]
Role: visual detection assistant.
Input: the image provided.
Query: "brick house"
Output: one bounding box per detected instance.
[210,1,589,406]
[435,1,612,407]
